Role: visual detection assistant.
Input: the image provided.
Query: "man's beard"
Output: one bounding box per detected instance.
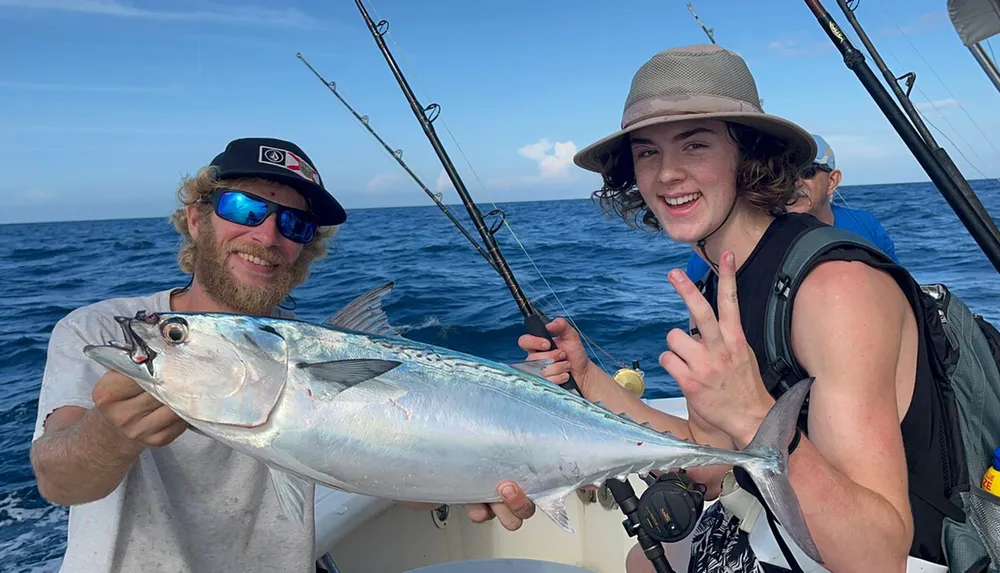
[192,223,310,316]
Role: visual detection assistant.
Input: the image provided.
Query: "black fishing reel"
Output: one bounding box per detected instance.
[636,470,707,543]
[608,470,707,573]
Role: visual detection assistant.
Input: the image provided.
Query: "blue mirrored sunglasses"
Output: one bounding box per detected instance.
[201,189,318,244]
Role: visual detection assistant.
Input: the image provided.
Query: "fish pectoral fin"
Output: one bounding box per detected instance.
[268,467,314,525]
[509,358,555,378]
[528,489,574,534]
[296,359,402,388]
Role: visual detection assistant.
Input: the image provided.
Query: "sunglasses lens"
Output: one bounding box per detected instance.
[217,191,269,226]
[279,210,317,243]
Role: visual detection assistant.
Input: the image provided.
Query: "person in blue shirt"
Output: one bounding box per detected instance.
[685,133,899,282]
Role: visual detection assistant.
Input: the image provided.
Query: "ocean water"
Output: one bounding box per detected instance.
[2,179,999,572]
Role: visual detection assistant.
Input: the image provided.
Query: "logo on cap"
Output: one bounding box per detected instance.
[258,145,320,185]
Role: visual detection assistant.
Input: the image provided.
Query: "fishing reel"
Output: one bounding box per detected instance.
[612,360,646,398]
[608,470,706,573]
[636,470,707,543]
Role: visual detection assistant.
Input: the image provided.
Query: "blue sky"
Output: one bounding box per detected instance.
[2,0,999,224]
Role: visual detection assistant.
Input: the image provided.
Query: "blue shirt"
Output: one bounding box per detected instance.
[684,205,899,282]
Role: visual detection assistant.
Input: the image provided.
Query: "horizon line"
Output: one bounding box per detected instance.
[3,177,995,227]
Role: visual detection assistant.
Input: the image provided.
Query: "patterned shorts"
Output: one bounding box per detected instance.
[687,502,763,573]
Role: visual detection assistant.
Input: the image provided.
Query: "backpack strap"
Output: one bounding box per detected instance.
[759,224,973,563]
[749,226,903,572]
[762,225,895,395]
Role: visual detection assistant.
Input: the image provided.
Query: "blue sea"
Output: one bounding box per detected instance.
[2,180,999,572]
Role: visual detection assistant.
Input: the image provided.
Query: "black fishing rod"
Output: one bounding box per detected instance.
[686,3,716,45]
[804,0,1000,276]
[296,52,498,271]
[833,0,1000,248]
[351,3,681,573]
[298,53,642,391]
[351,0,579,394]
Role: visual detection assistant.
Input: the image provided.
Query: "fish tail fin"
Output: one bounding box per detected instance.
[740,376,823,565]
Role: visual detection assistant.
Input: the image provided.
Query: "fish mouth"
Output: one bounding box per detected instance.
[106,312,158,377]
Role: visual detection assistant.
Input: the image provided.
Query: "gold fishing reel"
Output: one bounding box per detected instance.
[612,360,645,398]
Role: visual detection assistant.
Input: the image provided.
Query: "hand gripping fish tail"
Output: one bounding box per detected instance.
[737,376,822,565]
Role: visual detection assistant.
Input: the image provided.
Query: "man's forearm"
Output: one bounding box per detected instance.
[31,408,142,506]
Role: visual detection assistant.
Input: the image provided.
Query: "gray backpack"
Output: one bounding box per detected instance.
[757,225,1000,572]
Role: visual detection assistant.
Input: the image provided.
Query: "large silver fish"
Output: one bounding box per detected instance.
[82,282,822,564]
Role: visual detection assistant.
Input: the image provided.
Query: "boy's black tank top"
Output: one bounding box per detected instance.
[699,212,951,565]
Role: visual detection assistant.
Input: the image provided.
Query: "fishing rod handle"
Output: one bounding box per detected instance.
[605,476,676,573]
[523,314,580,394]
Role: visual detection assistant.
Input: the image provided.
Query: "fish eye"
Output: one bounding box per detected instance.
[160,318,188,344]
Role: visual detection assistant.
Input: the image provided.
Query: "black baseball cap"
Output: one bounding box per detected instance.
[209,137,347,226]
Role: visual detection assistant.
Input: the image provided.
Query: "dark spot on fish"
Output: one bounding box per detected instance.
[243,333,262,352]
[637,441,644,446]
[307,389,313,397]
[259,325,283,339]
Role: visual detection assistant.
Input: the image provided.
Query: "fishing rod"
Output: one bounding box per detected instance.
[833,0,1000,247]
[351,0,580,394]
[804,0,1000,276]
[297,49,643,394]
[686,3,765,116]
[295,52,498,271]
[686,3,716,44]
[351,2,677,572]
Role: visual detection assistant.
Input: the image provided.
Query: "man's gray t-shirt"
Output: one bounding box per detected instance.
[32,289,315,573]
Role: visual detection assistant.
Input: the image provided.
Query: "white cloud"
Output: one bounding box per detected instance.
[880,11,947,37]
[823,134,905,163]
[481,138,582,190]
[767,38,833,57]
[7,124,209,135]
[517,138,577,181]
[435,169,455,193]
[0,0,319,29]
[14,189,55,205]
[0,81,181,94]
[915,98,960,112]
[366,173,403,192]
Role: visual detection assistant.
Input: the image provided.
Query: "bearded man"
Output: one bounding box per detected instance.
[29,137,533,573]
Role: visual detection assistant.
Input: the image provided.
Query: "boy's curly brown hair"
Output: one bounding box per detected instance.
[591,122,801,232]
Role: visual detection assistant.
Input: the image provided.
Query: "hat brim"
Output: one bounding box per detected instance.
[216,169,347,227]
[573,111,817,175]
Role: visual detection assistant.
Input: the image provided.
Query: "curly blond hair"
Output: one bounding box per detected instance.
[168,166,339,278]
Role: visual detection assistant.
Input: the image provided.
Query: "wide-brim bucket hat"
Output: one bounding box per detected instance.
[573,44,817,174]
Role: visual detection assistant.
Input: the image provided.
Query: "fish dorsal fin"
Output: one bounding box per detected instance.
[324,282,400,337]
[296,358,402,388]
[509,358,554,378]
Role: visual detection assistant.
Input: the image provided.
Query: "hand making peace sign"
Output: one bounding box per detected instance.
[659,251,777,448]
